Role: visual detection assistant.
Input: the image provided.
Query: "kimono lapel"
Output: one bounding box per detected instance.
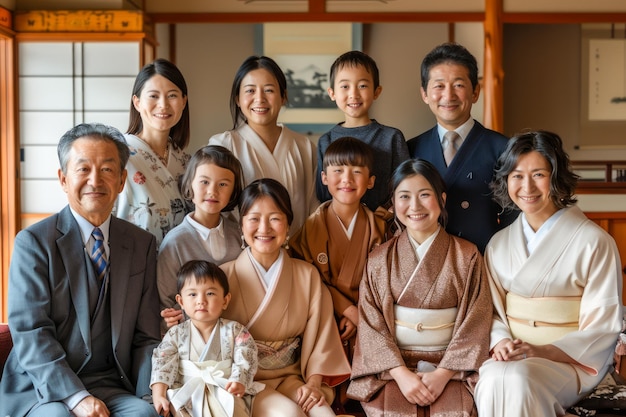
[330,207,369,294]
[396,230,451,308]
[247,252,294,334]
[108,217,132,349]
[238,123,281,179]
[509,207,586,295]
[57,207,91,350]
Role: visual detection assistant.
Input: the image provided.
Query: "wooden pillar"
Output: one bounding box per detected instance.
[0,8,16,323]
[483,0,504,133]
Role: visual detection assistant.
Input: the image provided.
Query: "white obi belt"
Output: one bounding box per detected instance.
[506,292,580,345]
[394,304,457,351]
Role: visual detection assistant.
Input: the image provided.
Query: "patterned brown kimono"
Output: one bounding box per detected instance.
[348,229,491,417]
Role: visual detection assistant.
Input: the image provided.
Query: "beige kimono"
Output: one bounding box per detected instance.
[475,206,623,417]
[349,229,491,417]
[220,249,351,417]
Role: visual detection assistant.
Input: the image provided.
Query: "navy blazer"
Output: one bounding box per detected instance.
[408,121,513,252]
[0,206,160,417]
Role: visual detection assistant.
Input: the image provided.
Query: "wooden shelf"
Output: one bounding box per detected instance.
[573,161,626,194]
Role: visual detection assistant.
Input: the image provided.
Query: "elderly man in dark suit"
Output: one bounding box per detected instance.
[408,42,514,253]
[0,123,161,417]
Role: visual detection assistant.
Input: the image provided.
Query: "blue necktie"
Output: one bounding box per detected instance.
[91,227,107,282]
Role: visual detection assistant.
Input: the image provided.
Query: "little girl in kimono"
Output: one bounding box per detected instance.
[348,159,492,417]
[158,145,245,330]
[290,137,391,412]
[151,260,264,417]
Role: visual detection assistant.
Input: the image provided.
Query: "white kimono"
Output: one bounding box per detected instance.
[151,318,264,417]
[114,134,190,245]
[208,123,318,233]
[475,206,623,417]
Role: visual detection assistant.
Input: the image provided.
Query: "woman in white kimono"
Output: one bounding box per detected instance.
[474,131,623,417]
[348,159,492,417]
[115,59,191,245]
[208,56,318,233]
[220,178,351,417]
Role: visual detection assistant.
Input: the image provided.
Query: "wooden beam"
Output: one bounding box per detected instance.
[148,12,484,24]
[504,13,626,24]
[483,0,504,133]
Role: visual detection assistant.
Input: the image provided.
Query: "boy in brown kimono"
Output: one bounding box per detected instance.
[290,136,391,412]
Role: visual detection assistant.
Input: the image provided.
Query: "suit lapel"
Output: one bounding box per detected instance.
[57,206,91,349]
[109,217,132,348]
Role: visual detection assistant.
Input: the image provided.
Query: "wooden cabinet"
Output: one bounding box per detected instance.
[587,212,626,304]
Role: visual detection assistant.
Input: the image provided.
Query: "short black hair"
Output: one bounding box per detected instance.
[421,43,479,91]
[323,137,374,174]
[176,260,229,295]
[329,50,380,90]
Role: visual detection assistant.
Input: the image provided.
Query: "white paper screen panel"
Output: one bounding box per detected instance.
[83,42,139,75]
[19,42,73,76]
[21,179,67,214]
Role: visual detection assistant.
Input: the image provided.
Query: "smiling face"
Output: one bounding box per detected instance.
[190,162,236,228]
[176,275,231,331]
[58,137,126,226]
[421,62,479,131]
[393,174,444,244]
[241,195,289,269]
[327,64,382,127]
[132,74,187,136]
[322,164,374,209]
[507,150,558,231]
[236,68,285,130]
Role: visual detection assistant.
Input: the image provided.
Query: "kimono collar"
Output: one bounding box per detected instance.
[330,204,359,239]
[247,247,285,290]
[407,225,440,263]
[521,208,566,254]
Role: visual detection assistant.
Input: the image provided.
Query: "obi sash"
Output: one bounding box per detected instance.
[506,292,580,345]
[256,337,300,370]
[168,359,233,417]
[394,305,457,351]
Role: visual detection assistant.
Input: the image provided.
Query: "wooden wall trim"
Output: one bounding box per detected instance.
[148,12,485,24]
[503,13,626,24]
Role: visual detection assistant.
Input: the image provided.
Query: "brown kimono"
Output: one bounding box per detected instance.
[290,201,391,318]
[348,229,491,417]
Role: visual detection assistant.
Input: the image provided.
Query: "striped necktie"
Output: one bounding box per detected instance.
[90,227,107,282]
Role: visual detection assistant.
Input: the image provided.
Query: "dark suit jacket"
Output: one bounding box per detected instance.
[0,206,161,417]
[408,121,513,252]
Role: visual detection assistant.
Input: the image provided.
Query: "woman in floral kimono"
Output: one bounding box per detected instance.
[348,159,492,417]
[115,58,191,245]
[474,131,623,417]
[220,178,351,417]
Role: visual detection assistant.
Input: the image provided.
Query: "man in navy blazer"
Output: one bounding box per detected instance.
[0,123,160,417]
[408,43,513,252]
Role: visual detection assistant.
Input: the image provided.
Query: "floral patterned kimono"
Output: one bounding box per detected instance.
[114,134,190,245]
[151,318,264,417]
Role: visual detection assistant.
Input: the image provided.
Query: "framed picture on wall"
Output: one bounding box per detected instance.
[255,23,363,134]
